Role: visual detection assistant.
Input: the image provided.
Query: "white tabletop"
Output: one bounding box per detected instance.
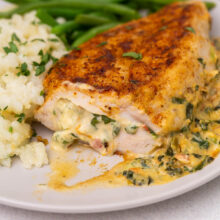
[1,175,220,220]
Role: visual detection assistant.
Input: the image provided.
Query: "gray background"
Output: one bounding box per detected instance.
[1,175,220,220]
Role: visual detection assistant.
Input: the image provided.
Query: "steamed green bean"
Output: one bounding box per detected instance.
[0,1,138,19]
[72,22,120,47]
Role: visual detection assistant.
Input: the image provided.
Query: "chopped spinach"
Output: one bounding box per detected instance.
[191,133,209,149]
[186,103,193,120]
[91,116,99,128]
[158,155,164,162]
[197,57,206,69]
[194,156,214,171]
[172,97,185,104]
[192,153,202,158]
[113,125,120,137]
[148,176,154,185]
[125,125,138,134]
[166,146,174,157]
[101,115,115,124]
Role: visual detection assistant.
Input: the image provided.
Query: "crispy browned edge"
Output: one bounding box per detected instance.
[43,1,210,126]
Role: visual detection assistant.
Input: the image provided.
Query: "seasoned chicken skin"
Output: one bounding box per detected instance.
[35,1,215,155]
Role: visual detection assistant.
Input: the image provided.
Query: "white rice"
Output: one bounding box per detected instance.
[0,11,66,168]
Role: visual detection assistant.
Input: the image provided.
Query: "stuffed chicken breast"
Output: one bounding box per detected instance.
[35,1,215,155]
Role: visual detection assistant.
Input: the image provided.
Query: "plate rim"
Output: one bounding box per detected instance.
[0,0,220,214]
[0,166,220,213]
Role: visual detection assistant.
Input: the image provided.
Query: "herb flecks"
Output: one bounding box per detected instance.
[101,115,115,124]
[186,103,193,120]
[122,52,142,60]
[96,41,107,47]
[172,97,185,104]
[191,133,210,149]
[197,57,206,69]
[17,63,30,76]
[185,26,196,34]
[15,113,25,123]
[3,41,18,54]
[34,49,56,76]
[91,115,99,128]
[160,25,167,31]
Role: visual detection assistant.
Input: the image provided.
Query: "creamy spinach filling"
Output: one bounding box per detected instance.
[51,99,143,151]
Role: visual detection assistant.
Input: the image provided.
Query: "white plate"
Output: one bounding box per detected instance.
[0,0,220,214]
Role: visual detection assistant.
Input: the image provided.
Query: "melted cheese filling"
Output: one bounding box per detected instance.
[51,98,141,155]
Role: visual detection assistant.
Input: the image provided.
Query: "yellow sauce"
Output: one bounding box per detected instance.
[48,158,79,191]
[47,39,220,191]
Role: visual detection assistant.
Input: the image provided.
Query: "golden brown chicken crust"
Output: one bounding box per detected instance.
[44,1,210,128]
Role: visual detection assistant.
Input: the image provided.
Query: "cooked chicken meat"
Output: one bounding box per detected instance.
[35,1,215,155]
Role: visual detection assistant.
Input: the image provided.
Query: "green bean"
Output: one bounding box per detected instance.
[52,20,79,35]
[72,22,120,47]
[36,9,58,27]
[75,14,113,26]
[89,11,117,20]
[205,2,216,10]
[46,8,85,20]
[71,30,86,40]
[0,1,138,19]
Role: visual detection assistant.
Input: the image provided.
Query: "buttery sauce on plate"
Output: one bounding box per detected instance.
[48,39,220,190]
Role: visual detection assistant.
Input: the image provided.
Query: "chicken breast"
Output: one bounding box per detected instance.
[35,1,215,155]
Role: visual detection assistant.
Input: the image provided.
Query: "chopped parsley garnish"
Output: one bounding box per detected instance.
[101,115,115,124]
[34,50,56,76]
[11,33,20,43]
[185,26,196,34]
[16,63,30,76]
[15,113,25,123]
[197,57,206,69]
[40,90,45,96]
[160,25,167,31]
[3,106,8,111]
[8,126,13,133]
[48,38,59,42]
[125,25,133,30]
[3,41,18,54]
[191,133,209,149]
[172,97,185,104]
[31,38,45,43]
[122,52,142,60]
[96,41,107,47]
[186,103,193,120]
